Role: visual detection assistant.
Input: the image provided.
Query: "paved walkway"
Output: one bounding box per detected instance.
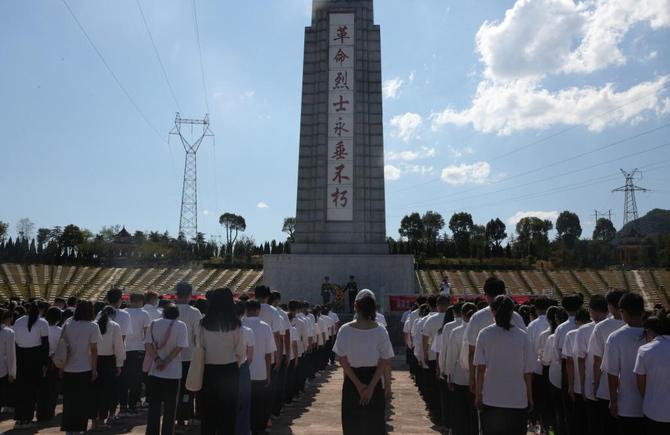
[0,362,441,434]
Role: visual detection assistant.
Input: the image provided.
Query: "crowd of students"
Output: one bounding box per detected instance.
[403,277,670,435]
[0,283,342,434]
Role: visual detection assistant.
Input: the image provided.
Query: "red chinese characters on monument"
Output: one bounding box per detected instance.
[330,188,349,208]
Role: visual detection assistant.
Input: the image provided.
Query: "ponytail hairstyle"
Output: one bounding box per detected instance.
[491,295,515,330]
[438,306,455,334]
[97,306,116,335]
[27,302,40,332]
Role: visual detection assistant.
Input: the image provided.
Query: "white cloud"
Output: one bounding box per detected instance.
[646,50,658,60]
[447,146,475,159]
[202,209,210,216]
[383,77,404,99]
[440,161,491,185]
[384,165,402,181]
[408,165,435,175]
[243,90,255,98]
[390,112,423,142]
[409,71,416,84]
[386,146,436,162]
[507,210,560,226]
[432,75,670,135]
[256,202,269,209]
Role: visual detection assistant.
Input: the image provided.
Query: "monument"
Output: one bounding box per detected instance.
[263,0,416,308]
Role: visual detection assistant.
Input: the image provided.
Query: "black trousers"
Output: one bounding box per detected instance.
[201,363,239,435]
[451,383,478,435]
[531,373,547,425]
[120,350,144,411]
[146,376,179,435]
[480,405,528,435]
[61,371,94,432]
[0,376,9,410]
[14,345,43,422]
[595,399,617,435]
[617,416,644,435]
[95,355,118,421]
[551,384,567,435]
[342,366,385,435]
[426,361,440,423]
[584,399,599,435]
[438,377,450,429]
[645,416,670,435]
[177,361,193,423]
[348,291,356,313]
[250,380,270,434]
[36,360,60,421]
[285,358,297,404]
[272,359,287,416]
[572,394,587,435]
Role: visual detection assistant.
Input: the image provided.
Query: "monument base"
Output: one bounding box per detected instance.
[262,254,416,311]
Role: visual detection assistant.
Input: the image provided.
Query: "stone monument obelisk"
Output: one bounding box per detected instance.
[263,0,415,308]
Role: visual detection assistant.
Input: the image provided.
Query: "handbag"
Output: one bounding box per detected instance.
[143,320,175,373]
[185,325,205,392]
[52,323,69,369]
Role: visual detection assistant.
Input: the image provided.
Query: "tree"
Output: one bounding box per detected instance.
[282,217,296,241]
[60,224,85,256]
[593,218,616,242]
[515,217,553,259]
[0,221,7,243]
[449,212,474,257]
[16,218,34,240]
[556,211,582,247]
[485,218,507,253]
[99,225,121,242]
[219,213,247,255]
[422,211,445,243]
[399,213,424,243]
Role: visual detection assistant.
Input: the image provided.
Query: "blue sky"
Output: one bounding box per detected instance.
[1,0,669,245]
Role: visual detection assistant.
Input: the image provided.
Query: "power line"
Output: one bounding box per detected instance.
[135,0,181,112]
[390,82,670,194]
[391,121,670,211]
[192,0,210,114]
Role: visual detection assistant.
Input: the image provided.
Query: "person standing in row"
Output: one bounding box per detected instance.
[235,301,255,435]
[243,299,276,435]
[603,292,646,434]
[13,301,49,429]
[174,282,203,428]
[527,296,551,431]
[93,306,125,431]
[198,288,246,435]
[144,303,188,435]
[474,295,535,435]
[421,295,449,425]
[143,291,163,321]
[37,306,62,422]
[563,308,590,435]
[61,300,101,435]
[0,308,16,420]
[345,276,358,314]
[333,291,394,435]
[269,291,291,418]
[121,293,151,415]
[555,294,584,435]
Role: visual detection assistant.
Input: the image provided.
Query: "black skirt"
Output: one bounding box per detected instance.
[342,366,386,435]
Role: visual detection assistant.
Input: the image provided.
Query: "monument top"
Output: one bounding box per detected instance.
[292,0,387,255]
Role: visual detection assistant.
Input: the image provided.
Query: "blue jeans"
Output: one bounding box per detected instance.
[235,362,251,435]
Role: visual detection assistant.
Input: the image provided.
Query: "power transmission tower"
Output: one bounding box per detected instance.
[612,169,647,229]
[170,113,214,242]
[593,209,614,222]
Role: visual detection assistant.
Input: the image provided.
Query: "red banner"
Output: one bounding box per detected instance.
[121,292,254,302]
[388,294,535,312]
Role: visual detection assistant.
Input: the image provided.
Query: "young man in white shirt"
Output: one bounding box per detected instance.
[565,308,590,435]
[174,282,203,427]
[243,300,276,435]
[120,293,151,416]
[603,292,646,434]
[574,295,608,435]
[289,300,309,394]
[587,289,627,435]
[405,296,427,377]
[527,296,551,431]
[269,291,291,417]
[142,291,162,321]
[555,293,584,435]
[421,295,448,425]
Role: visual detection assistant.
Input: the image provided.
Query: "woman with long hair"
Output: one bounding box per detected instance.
[93,306,125,430]
[61,300,101,435]
[12,301,49,428]
[36,306,62,422]
[198,288,245,434]
[474,295,535,435]
[333,290,394,435]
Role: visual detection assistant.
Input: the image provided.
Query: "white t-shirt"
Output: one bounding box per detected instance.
[421,312,445,361]
[634,336,670,423]
[588,317,625,400]
[0,327,16,379]
[438,319,463,373]
[260,304,285,336]
[543,334,562,389]
[554,317,577,360]
[114,309,133,337]
[48,324,62,356]
[603,325,645,417]
[97,320,125,367]
[176,304,203,362]
[241,326,255,365]
[145,319,189,380]
[143,304,162,321]
[125,307,151,352]
[474,324,535,409]
[291,316,307,355]
[527,315,549,375]
[333,323,394,368]
[63,320,102,373]
[243,317,276,381]
[405,310,420,348]
[328,312,340,324]
[412,316,428,363]
[445,324,469,386]
[375,312,387,328]
[537,328,551,370]
[14,316,49,348]
[562,329,581,394]
[466,306,526,347]
[573,322,597,400]
[289,325,299,360]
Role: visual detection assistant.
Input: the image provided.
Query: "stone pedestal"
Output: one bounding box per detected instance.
[263,254,416,310]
